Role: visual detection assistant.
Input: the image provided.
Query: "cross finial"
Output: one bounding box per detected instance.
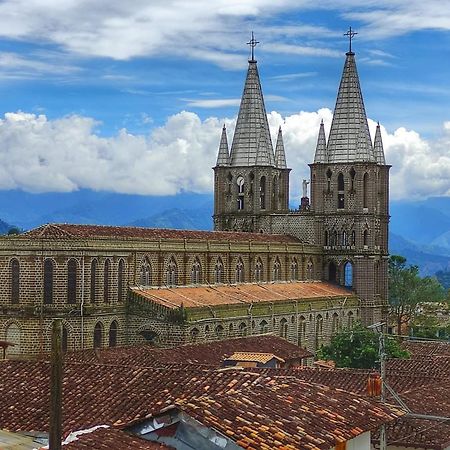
[247,31,259,62]
[344,26,358,53]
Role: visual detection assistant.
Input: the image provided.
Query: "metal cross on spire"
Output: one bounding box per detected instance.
[344,26,358,53]
[247,32,260,62]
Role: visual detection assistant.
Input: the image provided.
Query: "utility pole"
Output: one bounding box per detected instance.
[49,318,63,450]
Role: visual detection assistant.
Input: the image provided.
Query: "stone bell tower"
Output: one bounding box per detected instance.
[309,35,390,325]
[213,36,290,233]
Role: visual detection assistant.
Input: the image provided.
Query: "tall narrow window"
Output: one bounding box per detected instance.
[104,260,110,303]
[350,167,356,191]
[67,259,77,304]
[62,327,68,352]
[348,311,354,329]
[166,257,178,286]
[344,262,353,288]
[272,176,278,210]
[10,259,19,304]
[324,230,329,246]
[316,315,324,348]
[342,230,348,246]
[254,258,263,282]
[280,318,288,339]
[109,321,118,347]
[291,258,298,281]
[326,169,332,192]
[118,259,125,302]
[273,257,281,281]
[94,322,103,348]
[236,258,244,283]
[214,258,224,284]
[363,172,369,208]
[332,313,339,333]
[363,229,369,247]
[298,316,306,347]
[44,259,54,305]
[350,230,356,246]
[90,260,97,303]
[307,259,314,280]
[191,258,202,284]
[260,176,266,209]
[337,173,345,209]
[237,176,245,210]
[140,258,151,286]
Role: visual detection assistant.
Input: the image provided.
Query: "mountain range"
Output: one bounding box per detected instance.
[1,189,449,277]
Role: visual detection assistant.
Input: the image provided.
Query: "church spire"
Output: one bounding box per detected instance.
[229,36,275,167]
[326,37,375,163]
[274,126,287,169]
[373,122,386,165]
[314,119,327,163]
[216,124,230,166]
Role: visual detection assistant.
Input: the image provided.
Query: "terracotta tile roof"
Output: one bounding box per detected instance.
[224,352,284,364]
[64,427,172,449]
[0,360,402,449]
[402,340,450,358]
[64,335,313,367]
[386,355,450,378]
[132,281,355,309]
[21,223,300,244]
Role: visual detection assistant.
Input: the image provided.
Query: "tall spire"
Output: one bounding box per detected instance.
[274,126,287,169]
[373,122,386,165]
[314,119,327,163]
[326,41,375,163]
[229,36,275,167]
[216,124,230,166]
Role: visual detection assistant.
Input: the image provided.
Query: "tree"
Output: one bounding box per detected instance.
[7,227,21,235]
[389,255,445,335]
[317,323,409,369]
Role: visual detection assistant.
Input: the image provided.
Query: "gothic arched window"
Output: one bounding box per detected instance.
[316,314,324,348]
[254,258,264,282]
[298,316,306,347]
[10,258,19,304]
[280,318,288,338]
[118,259,125,302]
[239,322,247,336]
[215,325,224,338]
[237,176,245,210]
[350,167,356,190]
[44,259,54,305]
[344,262,353,288]
[235,258,244,283]
[272,175,278,210]
[363,172,369,208]
[109,321,118,347]
[191,258,202,284]
[94,322,103,348]
[332,313,339,333]
[291,258,299,281]
[140,257,151,286]
[104,260,110,303]
[67,259,77,304]
[260,320,269,334]
[348,311,354,329]
[307,259,314,280]
[166,257,178,286]
[337,173,345,209]
[273,257,281,281]
[90,259,97,303]
[363,229,369,247]
[260,176,266,210]
[326,169,332,192]
[214,258,224,284]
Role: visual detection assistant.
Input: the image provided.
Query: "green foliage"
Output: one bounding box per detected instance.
[411,314,450,340]
[317,323,409,369]
[435,269,450,290]
[389,255,446,334]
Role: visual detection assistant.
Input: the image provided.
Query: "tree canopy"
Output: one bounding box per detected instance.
[389,255,446,335]
[317,323,409,369]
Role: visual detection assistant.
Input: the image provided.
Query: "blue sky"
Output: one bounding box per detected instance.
[0,0,449,201]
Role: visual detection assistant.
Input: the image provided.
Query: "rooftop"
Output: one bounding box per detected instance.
[132,281,355,309]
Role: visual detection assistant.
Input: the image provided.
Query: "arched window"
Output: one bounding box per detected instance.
[348,311,354,329]
[93,322,103,348]
[316,315,324,348]
[237,176,245,210]
[260,176,266,210]
[273,257,281,281]
[140,257,151,286]
[235,258,244,283]
[298,316,306,347]
[344,262,353,288]
[67,259,77,304]
[363,172,369,208]
[337,173,345,209]
[332,313,339,333]
[307,259,314,280]
[103,260,110,303]
[291,258,298,281]
[117,259,125,302]
[215,325,224,338]
[228,323,234,336]
[191,328,200,341]
[350,230,356,246]
[350,167,356,190]
[280,318,288,339]
[109,321,118,347]
[214,258,224,284]
[254,258,264,282]
[324,230,329,246]
[239,322,247,336]
[62,326,68,353]
[342,230,348,246]
[166,257,178,287]
[272,175,278,210]
[260,320,269,334]
[10,259,19,304]
[191,258,202,284]
[363,229,369,247]
[90,259,97,304]
[333,230,338,247]
[328,261,337,283]
[43,259,54,305]
[326,169,332,192]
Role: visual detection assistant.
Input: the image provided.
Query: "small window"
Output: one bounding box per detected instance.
[118,259,125,302]
[191,258,202,284]
[10,259,20,304]
[280,318,288,339]
[214,258,224,284]
[94,322,103,348]
[67,259,77,304]
[237,176,245,210]
[254,258,264,282]
[273,257,281,281]
[260,320,269,334]
[44,259,54,305]
[166,257,178,286]
[109,321,118,347]
[236,258,244,283]
[337,173,345,209]
[363,172,369,208]
[260,176,266,210]
[104,260,110,303]
[291,258,298,281]
[326,169,332,192]
[90,260,97,303]
[332,313,339,333]
[140,258,151,286]
[215,325,224,338]
[298,316,306,347]
[239,322,247,336]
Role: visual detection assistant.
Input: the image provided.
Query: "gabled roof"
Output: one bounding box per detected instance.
[326,52,375,163]
[229,60,275,167]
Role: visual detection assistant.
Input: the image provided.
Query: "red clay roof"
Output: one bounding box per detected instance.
[21,223,301,243]
[65,335,313,367]
[402,340,450,358]
[132,281,354,309]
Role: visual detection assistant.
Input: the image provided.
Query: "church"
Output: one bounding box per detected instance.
[0,34,389,357]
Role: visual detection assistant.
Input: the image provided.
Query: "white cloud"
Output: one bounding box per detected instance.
[0,109,449,200]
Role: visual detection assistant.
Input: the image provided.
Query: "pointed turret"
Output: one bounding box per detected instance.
[373,122,386,165]
[216,124,230,166]
[274,126,287,169]
[326,51,375,163]
[229,60,275,167]
[314,119,327,163]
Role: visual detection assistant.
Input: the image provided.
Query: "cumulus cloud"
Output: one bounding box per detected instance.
[0,109,449,200]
